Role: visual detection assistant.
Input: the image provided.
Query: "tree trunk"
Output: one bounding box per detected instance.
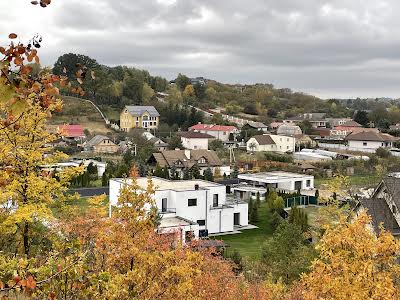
[22,221,29,256]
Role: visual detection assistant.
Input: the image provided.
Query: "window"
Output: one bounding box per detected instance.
[197,219,206,226]
[223,131,227,135]
[287,138,289,142]
[198,157,206,164]
[125,110,128,114]
[213,194,219,207]
[306,180,311,187]
[188,198,197,206]
[363,142,367,146]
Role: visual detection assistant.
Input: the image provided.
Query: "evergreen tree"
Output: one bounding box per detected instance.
[162,166,170,179]
[191,164,201,179]
[183,168,190,180]
[231,165,239,179]
[270,211,283,232]
[153,164,163,177]
[256,192,261,208]
[204,167,214,181]
[288,206,309,233]
[170,165,178,180]
[102,172,108,186]
[248,198,254,220]
[250,202,259,223]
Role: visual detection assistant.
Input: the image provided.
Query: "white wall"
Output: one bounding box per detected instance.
[246,135,295,153]
[348,140,392,152]
[109,179,248,234]
[195,129,236,142]
[181,137,209,150]
[246,138,276,152]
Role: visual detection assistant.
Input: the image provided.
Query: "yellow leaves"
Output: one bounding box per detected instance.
[302,212,400,300]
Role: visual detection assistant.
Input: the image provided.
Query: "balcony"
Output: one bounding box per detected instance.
[158,208,177,214]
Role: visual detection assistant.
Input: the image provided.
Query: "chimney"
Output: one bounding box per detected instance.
[195,184,199,190]
[184,150,191,159]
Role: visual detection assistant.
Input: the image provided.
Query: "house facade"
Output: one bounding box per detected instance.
[85,135,120,153]
[147,149,229,178]
[120,106,160,132]
[246,134,295,153]
[283,113,327,128]
[109,177,248,243]
[345,131,398,153]
[238,171,315,192]
[179,131,214,150]
[189,123,239,142]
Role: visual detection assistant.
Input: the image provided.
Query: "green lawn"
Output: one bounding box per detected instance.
[213,204,322,261]
[213,201,274,261]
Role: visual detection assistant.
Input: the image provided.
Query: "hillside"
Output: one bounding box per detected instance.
[51,96,111,135]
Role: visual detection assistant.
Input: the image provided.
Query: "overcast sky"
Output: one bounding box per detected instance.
[2,0,400,99]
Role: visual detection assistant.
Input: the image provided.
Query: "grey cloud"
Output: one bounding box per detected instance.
[2,0,400,98]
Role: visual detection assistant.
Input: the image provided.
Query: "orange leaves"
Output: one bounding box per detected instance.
[8,33,17,39]
[31,0,52,7]
[0,47,6,55]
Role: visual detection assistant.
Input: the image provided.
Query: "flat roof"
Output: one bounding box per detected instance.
[238,171,313,183]
[159,216,195,228]
[111,177,222,192]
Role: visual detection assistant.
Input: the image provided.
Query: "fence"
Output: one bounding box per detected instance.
[284,196,318,208]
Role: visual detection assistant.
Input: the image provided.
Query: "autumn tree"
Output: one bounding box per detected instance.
[302,213,400,299]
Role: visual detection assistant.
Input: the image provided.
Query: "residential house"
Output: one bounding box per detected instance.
[232,171,314,202]
[147,149,228,178]
[355,175,400,237]
[178,131,214,150]
[269,122,284,130]
[283,113,327,128]
[57,124,85,141]
[242,121,269,133]
[84,135,120,153]
[246,134,295,153]
[345,131,398,153]
[149,137,169,151]
[293,134,315,148]
[333,120,379,137]
[326,118,353,127]
[42,159,107,177]
[120,106,160,132]
[189,123,240,142]
[276,124,302,136]
[109,177,248,242]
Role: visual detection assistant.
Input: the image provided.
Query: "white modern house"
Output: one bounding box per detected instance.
[178,131,214,150]
[345,131,398,153]
[109,177,248,243]
[41,159,107,177]
[238,171,314,192]
[189,123,240,142]
[246,134,296,153]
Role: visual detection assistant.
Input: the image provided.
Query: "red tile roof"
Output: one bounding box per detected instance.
[58,124,85,138]
[189,123,238,132]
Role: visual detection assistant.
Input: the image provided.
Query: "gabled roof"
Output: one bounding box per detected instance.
[58,124,85,138]
[149,150,222,168]
[149,137,169,147]
[345,131,398,142]
[178,131,215,139]
[125,106,160,117]
[245,121,268,129]
[340,120,362,127]
[86,135,112,148]
[361,177,400,235]
[250,135,276,145]
[189,123,238,132]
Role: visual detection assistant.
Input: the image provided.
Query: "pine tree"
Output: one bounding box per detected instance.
[153,164,163,177]
[248,198,254,220]
[183,168,190,180]
[231,165,239,179]
[204,167,214,181]
[250,203,259,223]
[256,192,261,208]
[191,164,200,179]
[102,172,108,186]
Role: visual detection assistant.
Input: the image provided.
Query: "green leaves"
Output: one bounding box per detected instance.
[0,77,15,104]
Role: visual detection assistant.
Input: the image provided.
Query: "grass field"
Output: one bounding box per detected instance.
[51,96,111,134]
[213,201,274,261]
[213,204,322,261]
[315,174,379,188]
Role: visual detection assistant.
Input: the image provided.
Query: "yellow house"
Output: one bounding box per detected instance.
[120,106,160,132]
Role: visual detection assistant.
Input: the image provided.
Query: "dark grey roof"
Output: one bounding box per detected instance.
[125,106,160,117]
[149,150,222,168]
[251,134,276,145]
[362,178,400,235]
[178,131,215,139]
[86,135,110,148]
